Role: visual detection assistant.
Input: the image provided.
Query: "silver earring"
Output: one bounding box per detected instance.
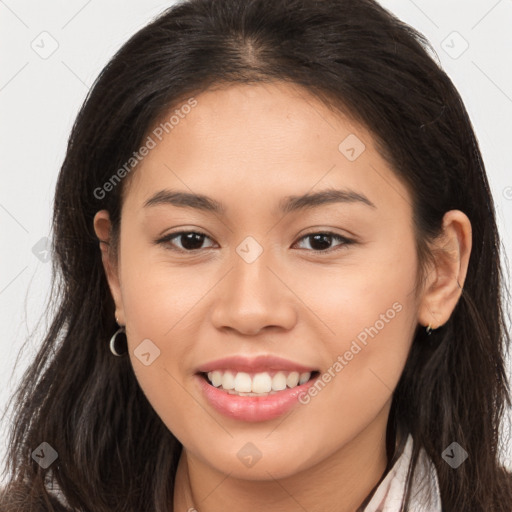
[109,326,127,356]
[426,323,433,335]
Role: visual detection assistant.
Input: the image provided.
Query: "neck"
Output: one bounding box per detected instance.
[173,403,394,512]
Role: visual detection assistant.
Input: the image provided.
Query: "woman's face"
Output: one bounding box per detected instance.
[97,82,427,480]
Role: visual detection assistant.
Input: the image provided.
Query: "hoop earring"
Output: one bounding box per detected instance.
[109,326,127,356]
[426,323,434,335]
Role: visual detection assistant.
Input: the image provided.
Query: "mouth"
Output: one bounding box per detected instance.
[194,354,321,421]
[198,369,321,397]
[195,369,321,422]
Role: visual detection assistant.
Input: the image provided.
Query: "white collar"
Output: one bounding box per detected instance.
[363,433,443,512]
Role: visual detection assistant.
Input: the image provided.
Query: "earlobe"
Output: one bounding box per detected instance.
[417,209,472,329]
[93,210,125,324]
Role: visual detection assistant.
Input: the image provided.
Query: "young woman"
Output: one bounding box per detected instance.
[2,0,511,510]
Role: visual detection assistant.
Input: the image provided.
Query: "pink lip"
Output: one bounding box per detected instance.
[195,354,317,374]
[195,372,320,422]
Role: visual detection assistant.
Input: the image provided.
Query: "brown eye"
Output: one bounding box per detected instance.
[294,232,354,252]
[157,231,215,251]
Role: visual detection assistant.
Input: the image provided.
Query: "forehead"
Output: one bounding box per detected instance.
[121,81,411,219]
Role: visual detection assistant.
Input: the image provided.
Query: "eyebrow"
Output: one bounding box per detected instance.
[143,187,376,215]
[277,188,376,214]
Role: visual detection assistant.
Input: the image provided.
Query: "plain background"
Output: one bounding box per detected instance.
[1,0,511,477]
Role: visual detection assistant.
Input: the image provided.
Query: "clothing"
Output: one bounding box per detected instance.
[363,433,443,511]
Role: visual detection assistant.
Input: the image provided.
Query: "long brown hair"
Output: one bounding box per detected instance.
[2,0,512,510]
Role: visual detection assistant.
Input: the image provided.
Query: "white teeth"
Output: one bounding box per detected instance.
[234,372,252,392]
[210,371,223,387]
[271,372,287,391]
[299,372,310,385]
[286,371,300,388]
[252,373,272,393]
[222,371,235,390]
[204,369,313,394]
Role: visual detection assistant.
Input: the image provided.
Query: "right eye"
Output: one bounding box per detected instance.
[156,231,217,252]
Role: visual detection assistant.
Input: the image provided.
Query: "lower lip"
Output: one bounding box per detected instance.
[195,373,320,422]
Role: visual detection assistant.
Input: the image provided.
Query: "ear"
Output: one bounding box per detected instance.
[93,210,125,325]
[417,209,472,329]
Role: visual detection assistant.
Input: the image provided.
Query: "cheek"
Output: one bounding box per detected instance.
[298,236,418,345]
[120,265,203,448]
[119,234,213,342]
[117,246,212,428]
[292,292,416,470]
[298,239,419,420]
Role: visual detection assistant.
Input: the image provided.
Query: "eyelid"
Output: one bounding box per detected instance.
[291,230,355,252]
[155,230,217,252]
[155,229,356,253]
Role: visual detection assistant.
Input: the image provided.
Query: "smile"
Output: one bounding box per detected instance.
[202,370,318,396]
[195,368,320,422]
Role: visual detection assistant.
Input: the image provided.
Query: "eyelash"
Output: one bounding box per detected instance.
[155,230,355,254]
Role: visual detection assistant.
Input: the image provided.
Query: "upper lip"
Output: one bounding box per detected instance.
[196,355,318,374]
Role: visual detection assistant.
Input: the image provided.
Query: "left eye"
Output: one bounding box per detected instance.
[293,232,353,252]
[156,231,353,253]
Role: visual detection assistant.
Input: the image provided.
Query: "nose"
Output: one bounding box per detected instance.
[210,247,297,336]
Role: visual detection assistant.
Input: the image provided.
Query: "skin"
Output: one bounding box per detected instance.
[94,81,472,512]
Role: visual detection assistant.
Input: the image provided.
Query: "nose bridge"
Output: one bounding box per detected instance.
[210,235,296,333]
[230,236,280,308]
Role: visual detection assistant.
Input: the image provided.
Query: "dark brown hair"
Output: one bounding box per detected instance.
[2,0,512,510]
